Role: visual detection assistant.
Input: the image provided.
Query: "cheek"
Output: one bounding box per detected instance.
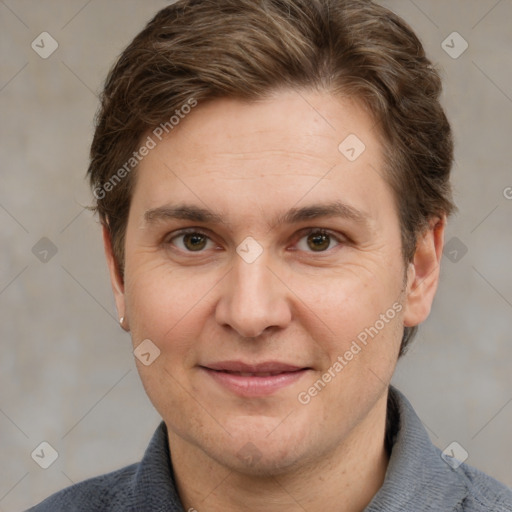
[292,264,399,337]
[123,263,214,425]
[289,265,405,393]
[123,259,220,351]
[297,276,403,412]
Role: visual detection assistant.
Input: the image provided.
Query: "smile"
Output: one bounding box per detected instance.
[200,361,311,397]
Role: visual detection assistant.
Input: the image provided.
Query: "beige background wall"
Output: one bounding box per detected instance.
[1,1,511,510]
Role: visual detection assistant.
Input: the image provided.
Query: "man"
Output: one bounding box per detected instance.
[29,0,512,510]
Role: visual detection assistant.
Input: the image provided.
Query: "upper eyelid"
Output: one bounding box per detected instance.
[166,228,215,244]
[166,227,215,242]
[291,228,346,251]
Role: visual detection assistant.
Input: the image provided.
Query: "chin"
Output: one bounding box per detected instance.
[208,417,318,476]
[221,441,308,477]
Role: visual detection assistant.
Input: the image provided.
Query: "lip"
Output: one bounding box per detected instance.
[200,360,311,397]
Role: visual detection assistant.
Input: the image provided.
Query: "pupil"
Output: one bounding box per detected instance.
[184,233,206,251]
[308,233,329,251]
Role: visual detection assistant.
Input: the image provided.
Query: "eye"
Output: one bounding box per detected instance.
[165,227,345,255]
[167,229,216,252]
[295,229,342,252]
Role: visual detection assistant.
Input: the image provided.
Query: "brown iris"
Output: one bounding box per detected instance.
[307,231,330,251]
[183,233,208,251]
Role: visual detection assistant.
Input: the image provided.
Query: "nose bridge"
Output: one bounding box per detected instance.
[216,248,290,338]
[234,253,271,302]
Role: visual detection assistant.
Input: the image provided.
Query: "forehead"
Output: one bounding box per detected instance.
[131,89,392,227]
[149,90,378,168]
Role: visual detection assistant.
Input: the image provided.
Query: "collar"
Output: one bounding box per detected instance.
[130,421,183,511]
[365,385,468,511]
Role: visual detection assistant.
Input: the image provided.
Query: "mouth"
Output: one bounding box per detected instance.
[199,361,312,397]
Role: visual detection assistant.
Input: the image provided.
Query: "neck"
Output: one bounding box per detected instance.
[168,392,390,512]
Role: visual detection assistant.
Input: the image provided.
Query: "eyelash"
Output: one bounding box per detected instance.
[165,227,346,255]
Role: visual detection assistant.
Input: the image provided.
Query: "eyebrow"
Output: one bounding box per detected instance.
[144,200,371,231]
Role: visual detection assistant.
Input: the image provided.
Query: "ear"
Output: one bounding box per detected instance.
[402,216,446,328]
[102,223,128,330]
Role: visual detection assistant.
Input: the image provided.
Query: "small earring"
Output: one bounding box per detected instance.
[119,316,130,332]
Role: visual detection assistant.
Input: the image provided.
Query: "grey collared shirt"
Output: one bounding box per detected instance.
[28,386,512,511]
[366,387,512,511]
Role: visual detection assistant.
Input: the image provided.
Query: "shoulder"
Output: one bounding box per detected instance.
[454,462,512,511]
[27,421,183,511]
[26,462,139,511]
[374,387,512,512]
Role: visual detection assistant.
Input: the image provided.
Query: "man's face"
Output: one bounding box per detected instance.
[114,90,413,474]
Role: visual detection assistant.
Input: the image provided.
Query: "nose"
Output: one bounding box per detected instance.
[215,250,292,338]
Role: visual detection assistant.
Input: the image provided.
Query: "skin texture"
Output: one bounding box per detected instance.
[103,89,445,512]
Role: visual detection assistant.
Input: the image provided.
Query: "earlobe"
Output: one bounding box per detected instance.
[102,224,129,330]
[402,216,446,328]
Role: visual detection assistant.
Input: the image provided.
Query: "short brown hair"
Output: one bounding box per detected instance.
[88,0,455,355]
